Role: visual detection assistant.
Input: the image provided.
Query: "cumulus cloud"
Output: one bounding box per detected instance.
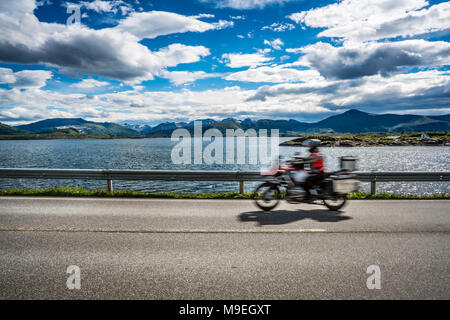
[115,11,233,40]
[246,70,450,113]
[0,24,210,82]
[225,66,322,83]
[67,0,127,14]
[264,38,284,50]
[154,44,210,68]
[222,52,274,68]
[261,22,295,32]
[0,2,216,83]
[212,20,235,30]
[160,70,222,85]
[1,70,449,124]
[0,68,52,88]
[0,84,331,124]
[71,78,110,89]
[0,68,16,84]
[289,0,450,42]
[294,40,450,80]
[0,0,36,16]
[79,0,133,14]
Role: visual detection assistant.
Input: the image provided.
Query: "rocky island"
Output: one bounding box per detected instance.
[280,134,450,147]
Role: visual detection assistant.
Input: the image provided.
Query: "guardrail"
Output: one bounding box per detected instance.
[0,168,449,194]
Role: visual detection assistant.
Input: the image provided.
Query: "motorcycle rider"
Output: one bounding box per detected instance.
[300,139,325,199]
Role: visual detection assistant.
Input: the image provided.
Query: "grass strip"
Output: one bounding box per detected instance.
[0,186,448,199]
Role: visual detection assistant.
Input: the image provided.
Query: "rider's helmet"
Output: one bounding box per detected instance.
[302,139,321,153]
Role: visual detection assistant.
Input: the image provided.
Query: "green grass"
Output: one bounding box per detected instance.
[0,186,255,199]
[347,192,449,200]
[0,186,448,200]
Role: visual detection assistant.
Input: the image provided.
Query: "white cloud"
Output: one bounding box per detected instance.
[247,70,450,111]
[225,66,322,83]
[222,52,274,68]
[13,70,53,88]
[285,48,303,54]
[212,20,234,30]
[115,11,233,40]
[289,0,450,42]
[201,0,297,10]
[0,68,52,88]
[0,68,16,84]
[160,70,221,85]
[1,70,449,124]
[191,13,215,19]
[37,0,53,7]
[65,0,134,16]
[0,84,331,124]
[264,38,284,50]
[0,0,36,15]
[293,40,450,79]
[261,22,295,32]
[0,3,213,83]
[79,0,124,13]
[154,44,210,69]
[71,79,110,89]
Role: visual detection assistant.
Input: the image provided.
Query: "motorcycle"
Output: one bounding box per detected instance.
[253,156,358,211]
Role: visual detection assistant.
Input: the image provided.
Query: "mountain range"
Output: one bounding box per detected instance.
[15,118,140,136]
[1,109,449,138]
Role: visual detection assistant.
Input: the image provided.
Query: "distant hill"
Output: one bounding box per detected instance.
[142,122,188,134]
[309,109,450,133]
[16,118,140,136]
[147,109,450,136]
[0,122,27,135]
[3,109,449,139]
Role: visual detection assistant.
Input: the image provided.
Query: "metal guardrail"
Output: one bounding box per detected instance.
[0,168,449,194]
[356,172,450,194]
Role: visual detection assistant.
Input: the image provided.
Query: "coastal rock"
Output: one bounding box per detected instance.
[280,137,448,147]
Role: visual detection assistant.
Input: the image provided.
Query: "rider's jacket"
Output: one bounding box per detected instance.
[309,152,324,173]
[290,152,325,173]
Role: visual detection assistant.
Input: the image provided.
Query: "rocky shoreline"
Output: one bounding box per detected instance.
[280,138,450,147]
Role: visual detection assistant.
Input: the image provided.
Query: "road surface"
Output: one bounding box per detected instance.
[0,197,449,299]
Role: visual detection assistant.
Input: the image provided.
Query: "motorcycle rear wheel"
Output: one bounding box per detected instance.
[253,182,281,211]
[323,195,347,211]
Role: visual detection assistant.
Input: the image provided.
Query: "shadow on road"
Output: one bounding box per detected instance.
[238,209,352,226]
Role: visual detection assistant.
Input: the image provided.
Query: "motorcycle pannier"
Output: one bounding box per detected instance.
[332,176,358,194]
[340,156,357,172]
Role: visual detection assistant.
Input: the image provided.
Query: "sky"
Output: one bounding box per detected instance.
[0,0,449,125]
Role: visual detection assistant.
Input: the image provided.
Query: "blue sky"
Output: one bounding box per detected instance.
[0,0,449,125]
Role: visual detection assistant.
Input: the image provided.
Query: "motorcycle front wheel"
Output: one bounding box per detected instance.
[323,195,347,211]
[253,182,281,211]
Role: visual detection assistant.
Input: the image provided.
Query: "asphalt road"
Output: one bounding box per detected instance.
[0,197,449,299]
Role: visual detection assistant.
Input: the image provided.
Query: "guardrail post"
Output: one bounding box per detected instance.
[107,179,113,192]
[239,181,244,194]
[370,180,376,195]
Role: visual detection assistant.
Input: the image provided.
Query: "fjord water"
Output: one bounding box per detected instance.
[0,138,448,195]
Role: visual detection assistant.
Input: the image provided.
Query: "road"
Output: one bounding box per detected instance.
[0,197,449,299]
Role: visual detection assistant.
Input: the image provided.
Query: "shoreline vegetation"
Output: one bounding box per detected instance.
[0,128,143,140]
[280,133,450,147]
[1,130,449,147]
[0,186,448,200]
